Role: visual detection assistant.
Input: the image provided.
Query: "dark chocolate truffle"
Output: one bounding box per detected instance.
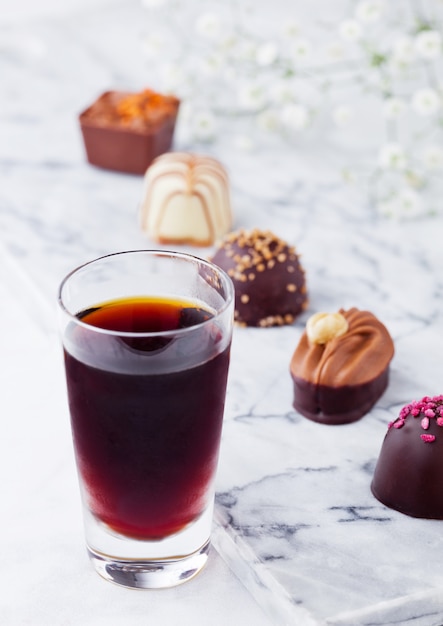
[290,308,394,425]
[79,89,180,174]
[211,229,307,327]
[371,395,443,518]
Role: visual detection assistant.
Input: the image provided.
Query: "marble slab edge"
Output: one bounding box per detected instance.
[213,508,443,626]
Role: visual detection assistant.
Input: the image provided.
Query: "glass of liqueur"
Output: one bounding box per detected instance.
[58,250,234,589]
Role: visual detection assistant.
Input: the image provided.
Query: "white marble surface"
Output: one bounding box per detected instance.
[2,1,443,625]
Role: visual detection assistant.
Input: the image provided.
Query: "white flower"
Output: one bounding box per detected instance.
[234,135,254,151]
[422,145,443,170]
[255,42,278,66]
[332,105,353,126]
[289,38,312,62]
[219,34,237,53]
[411,88,440,116]
[195,13,222,39]
[339,20,362,42]
[391,36,416,63]
[282,19,301,39]
[355,1,384,23]
[378,143,407,170]
[325,42,346,61]
[141,33,165,59]
[377,188,424,219]
[257,109,280,132]
[141,0,167,8]
[341,168,355,184]
[161,63,186,92]
[414,30,442,60]
[382,97,406,119]
[270,81,296,104]
[237,83,266,110]
[199,53,224,76]
[191,110,217,141]
[233,38,257,62]
[281,103,309,130]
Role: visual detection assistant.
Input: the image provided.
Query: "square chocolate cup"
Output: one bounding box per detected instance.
[79,91,180,175]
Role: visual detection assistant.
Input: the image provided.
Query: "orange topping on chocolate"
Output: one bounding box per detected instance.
[116,90,179,125]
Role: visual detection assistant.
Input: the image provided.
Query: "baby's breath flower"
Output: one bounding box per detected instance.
[289,38,312,62]
[377,188,424,219]
[141,0,167,7]
[392,35,416,63]
[339,20,362,42]
[234,135,255,152]
[195,13,222,39]
[237,83,266,111]
[355,1,384,23]
[341,168,355,183]
[141,33,165,59]
[233,39,257,62]
[255,42,278,67]
[414,30,442,60]
[325,42,346,61]
[270,81,296,104]
[191,110,217,141]
[199,53,224,76]
[382,97,406,119]
[257,109,280,132]
[281,103,309,130]
[332,105,353,126]
[161,63,186,92]
[282,19,301,39]
[378,143,407,170]
[411,88,441,116]
[422,145,443,171]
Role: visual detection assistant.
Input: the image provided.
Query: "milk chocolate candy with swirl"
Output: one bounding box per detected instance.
[290,308,394,425]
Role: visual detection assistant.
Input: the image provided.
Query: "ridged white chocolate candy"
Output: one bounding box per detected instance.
[140,152,232,246]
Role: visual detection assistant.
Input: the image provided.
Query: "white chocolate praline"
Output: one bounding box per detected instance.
[140,152,232,246]
[306,312,349,345]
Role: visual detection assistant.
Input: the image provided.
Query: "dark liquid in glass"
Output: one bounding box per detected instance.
[64,297,230,540]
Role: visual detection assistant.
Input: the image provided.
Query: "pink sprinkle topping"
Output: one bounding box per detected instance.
[391,395,443,444]
[420,434,436,443]
[399,406,410,420]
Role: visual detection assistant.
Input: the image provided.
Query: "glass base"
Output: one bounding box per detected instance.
[87,539,210,589]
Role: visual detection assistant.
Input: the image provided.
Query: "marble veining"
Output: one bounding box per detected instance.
[2,2,443,625]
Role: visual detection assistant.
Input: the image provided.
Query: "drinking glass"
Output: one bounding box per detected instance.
[58,250,234,589]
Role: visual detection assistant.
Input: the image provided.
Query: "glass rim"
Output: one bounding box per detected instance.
[57,249,234,338]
